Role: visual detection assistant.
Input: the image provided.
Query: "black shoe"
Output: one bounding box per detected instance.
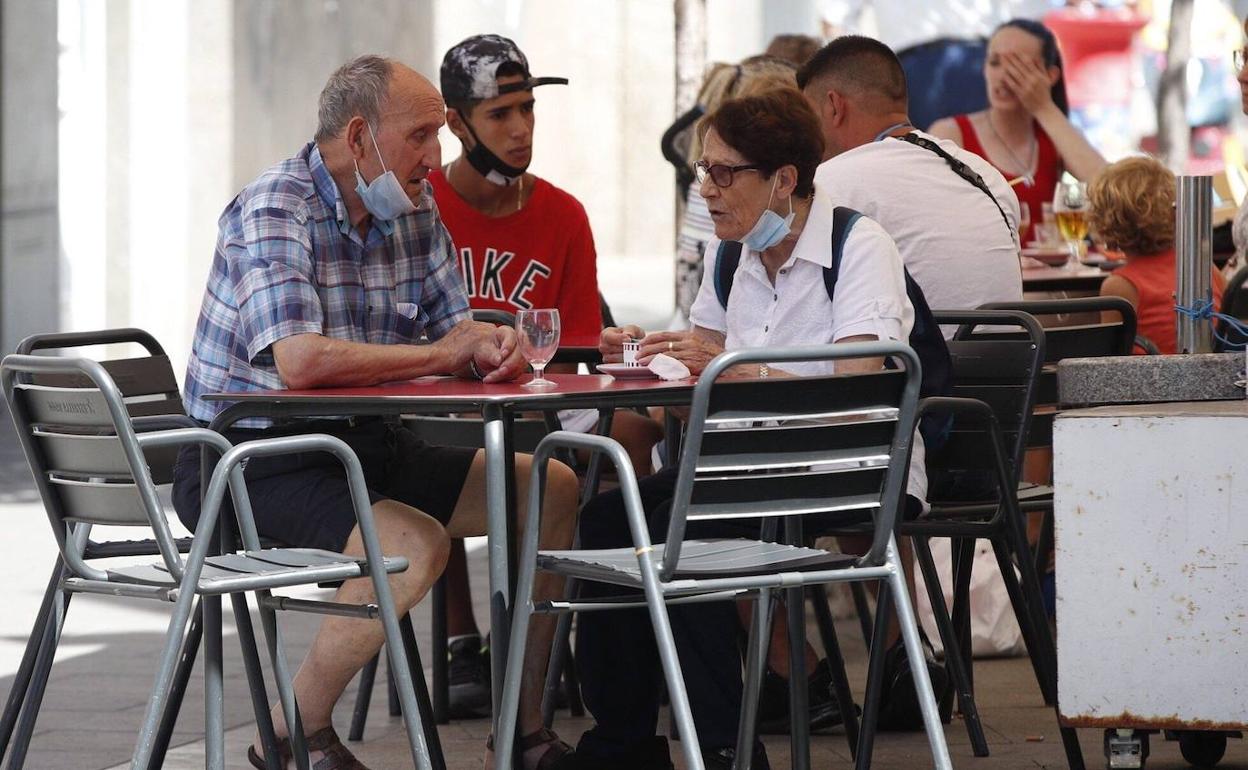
[703,741,771,770]
[756,659,853,735]
[875,635,951,732]
[447,635,491,719]
[570,735,674,770]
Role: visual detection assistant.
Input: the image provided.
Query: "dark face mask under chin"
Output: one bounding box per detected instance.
[461,118,529,186]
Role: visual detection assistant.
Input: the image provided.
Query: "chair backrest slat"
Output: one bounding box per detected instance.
[661,343,922,578]
[51,477,151,525]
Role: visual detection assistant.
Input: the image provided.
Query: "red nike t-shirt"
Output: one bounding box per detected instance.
[429,170,603,337]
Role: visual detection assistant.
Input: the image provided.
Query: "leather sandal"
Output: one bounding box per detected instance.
[247,726,369,770]
[486,727,576,770]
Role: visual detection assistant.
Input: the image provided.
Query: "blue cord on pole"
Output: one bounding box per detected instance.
[1174,291,1248,351]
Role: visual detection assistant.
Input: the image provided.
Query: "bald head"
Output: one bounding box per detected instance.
[797,36,908,114]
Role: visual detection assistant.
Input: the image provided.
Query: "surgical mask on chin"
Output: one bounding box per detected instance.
[740,175,795,252]
[354,122,417,222]
[462,119,528,186]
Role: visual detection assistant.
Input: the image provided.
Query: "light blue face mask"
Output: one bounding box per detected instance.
[353,122,417,222]
[740,174,795,252]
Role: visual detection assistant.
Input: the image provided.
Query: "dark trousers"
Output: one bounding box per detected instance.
[574,468,747,757]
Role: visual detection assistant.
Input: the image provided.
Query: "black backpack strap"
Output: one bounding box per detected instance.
[714,240,744,309]
[821,206,864,299]
[892,132,1014,239]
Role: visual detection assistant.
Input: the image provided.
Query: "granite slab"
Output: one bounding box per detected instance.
[1056,352,1245,406]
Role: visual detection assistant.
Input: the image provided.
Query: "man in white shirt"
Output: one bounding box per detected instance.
[797,35,1023,332]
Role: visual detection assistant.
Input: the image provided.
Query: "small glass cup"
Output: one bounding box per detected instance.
[622,340,641,367]
[516,309,561,389]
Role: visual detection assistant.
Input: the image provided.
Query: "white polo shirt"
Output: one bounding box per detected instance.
[689,199,927,504]
[814,129,1023,337]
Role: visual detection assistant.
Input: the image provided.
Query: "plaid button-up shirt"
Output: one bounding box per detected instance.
[184,142,470,426]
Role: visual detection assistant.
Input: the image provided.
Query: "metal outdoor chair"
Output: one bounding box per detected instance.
[899,309,1085,769]
[0,327,278,770]
[978,297,1136,582]
[495,342,953,770]
[0,351,437,770]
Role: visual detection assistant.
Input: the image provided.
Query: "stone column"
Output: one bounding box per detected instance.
[1,0,59,354]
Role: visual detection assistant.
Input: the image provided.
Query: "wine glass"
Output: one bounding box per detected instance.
[516,309,561,389]
[1052,181,1089,268]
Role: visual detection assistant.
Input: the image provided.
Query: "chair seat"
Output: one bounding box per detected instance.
[102,548,408,595]
[537,538,857,585]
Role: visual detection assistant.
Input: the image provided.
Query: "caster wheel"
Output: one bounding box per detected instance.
[1177,731,1226,768]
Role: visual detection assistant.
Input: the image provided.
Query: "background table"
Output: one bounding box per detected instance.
[205,373,695,743]
[1022,263,1111,293]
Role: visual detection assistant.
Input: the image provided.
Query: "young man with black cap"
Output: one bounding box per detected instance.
[430,34,663,723]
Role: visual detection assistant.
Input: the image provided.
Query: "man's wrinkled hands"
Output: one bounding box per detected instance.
[473,324,525,383]
[599,324,646,364]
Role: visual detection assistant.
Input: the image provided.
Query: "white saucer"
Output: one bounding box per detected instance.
[596,363,659,379]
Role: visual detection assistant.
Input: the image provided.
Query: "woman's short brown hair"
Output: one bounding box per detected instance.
[1088,155,1175,256]
[700,87,824,199]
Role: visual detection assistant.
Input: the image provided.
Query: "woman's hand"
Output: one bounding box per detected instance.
[599,324,645,363]
[1000,52,1058,117]
[637,330,723,375]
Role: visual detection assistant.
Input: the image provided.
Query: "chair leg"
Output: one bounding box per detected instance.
[914,536,989,757]
[850,582,875,651]
[0,563,61,767]
[541,590,576,728]
[1033,507,1054,578]
[430,575,449,724]
[131,583,202,769]
[785,586,811,770]
[887,538,954,770]
[854,580,893,770]
[203,595,228,770]
[369,573,435,770]
[561,639,584,718]
[808,584,860,759]
[255,591,311,770]
[5,585,70,770]
[734,589,774,770]
[950,537,976,699]
[388,668,401,716]
[230,592,284,769]
[349,655,380,742]
[495,569,538,769]
[991,536,1054,704]
[398,614,447,770]
[147,599,206,770]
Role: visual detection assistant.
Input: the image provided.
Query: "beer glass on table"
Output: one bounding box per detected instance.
[1053,180,1089,267]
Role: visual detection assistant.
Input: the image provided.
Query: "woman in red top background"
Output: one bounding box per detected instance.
[1090,156,1225,355]
[929,19,1106,244]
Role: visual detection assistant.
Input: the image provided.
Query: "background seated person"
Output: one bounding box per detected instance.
[1090,155,1225,354]
[574,87,931,770]
[429,34,663,715]
[929,18,1106,244]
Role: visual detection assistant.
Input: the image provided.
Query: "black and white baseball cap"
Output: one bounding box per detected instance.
[440,34,568,103]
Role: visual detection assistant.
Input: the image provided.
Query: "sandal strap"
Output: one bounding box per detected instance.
[305,727,369,770]
[486,728,575,770]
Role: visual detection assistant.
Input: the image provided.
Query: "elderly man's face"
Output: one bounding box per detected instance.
[699,127,775,242]
[360,67,445,205]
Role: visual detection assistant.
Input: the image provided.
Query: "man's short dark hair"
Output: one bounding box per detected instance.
[796,35,907,108]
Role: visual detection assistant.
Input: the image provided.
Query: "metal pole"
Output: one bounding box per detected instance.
[1175,175,1213,353]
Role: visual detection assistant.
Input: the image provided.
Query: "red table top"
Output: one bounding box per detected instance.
[204,373,694,410]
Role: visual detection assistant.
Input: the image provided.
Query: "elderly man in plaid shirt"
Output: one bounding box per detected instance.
[173,55,580,770]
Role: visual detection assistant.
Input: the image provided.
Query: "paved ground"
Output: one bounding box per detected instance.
[3,403,1246,770]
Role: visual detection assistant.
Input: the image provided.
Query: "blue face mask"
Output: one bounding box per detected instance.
[353,122,417,223]
[741,175,795,252]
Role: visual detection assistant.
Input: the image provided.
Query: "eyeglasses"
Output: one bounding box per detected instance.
[1234,47,1247,71]
[694,161,764,188]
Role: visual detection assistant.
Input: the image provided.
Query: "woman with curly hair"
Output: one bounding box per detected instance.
[1090,156,1225,353]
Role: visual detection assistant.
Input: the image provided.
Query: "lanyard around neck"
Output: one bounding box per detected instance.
[873,122,913,142]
